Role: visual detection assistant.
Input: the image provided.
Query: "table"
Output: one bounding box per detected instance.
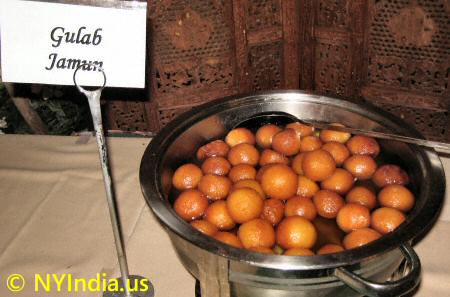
[0,134,449,296]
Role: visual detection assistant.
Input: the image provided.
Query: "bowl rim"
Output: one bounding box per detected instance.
[139,90,445,270]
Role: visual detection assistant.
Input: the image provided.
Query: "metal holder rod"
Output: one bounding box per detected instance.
[73,63,131,297]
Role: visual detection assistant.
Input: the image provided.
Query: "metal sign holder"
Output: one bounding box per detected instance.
[73,63,153,297]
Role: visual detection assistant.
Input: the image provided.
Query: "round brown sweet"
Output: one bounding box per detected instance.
[321,168,355,195]
[346,135,380,157]
[336,203,371,233]
[190,219,219,236]
[343,228,381,249]
[238,218,276,249]
[228,164,257,183]
[313,190,345,219]
[225,127,256,147]
[302,149,336,182]
[248,246,275,254]
[228,143,260,166]
[256,164,274,182]
[204,200,236,230]
[299,136,322,152]
[172,163,203,191]
[174,190,209,221]
[226,188,264,224]
[260,164,298,200]
[291,153,305,175]
[344,155,377,180]
[214,231,243,248]
[371,207,406,234]
[378,185,415,212]
[346,186,377,210]
[260,198,285,226]
[285,196,317,221]
[317,244,345,255]
[296,175,320,198]
[276,216,317,249]
[272,128,301,156]
[286,122,314,138]
[201,156,231,176]
[233,179,265,198]
[198,174,232,200]
[197,140,230,161]
[256,124,282,148]
[284,248,315,256]
[322,141,350,166]
[259,149,290,166]
[372,164,410,188]
[319,125,351,143]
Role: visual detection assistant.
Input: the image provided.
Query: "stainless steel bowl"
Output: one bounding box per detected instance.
[139,91,445,297]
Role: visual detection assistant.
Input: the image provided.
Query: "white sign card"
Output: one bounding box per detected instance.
[0,0,147,88]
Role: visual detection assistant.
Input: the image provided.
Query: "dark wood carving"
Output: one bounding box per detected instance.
[105,0,450,142]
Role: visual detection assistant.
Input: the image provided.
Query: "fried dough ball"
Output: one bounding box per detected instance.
[321,168,355,195]
[336,203,371,233]
[190,220,219,236]
[285,196,317,221]
[299,136,322,152]
[286,122,315,138]
[346,186,377,210]
[228,143,260,166]
[172,163,203,191]
[378,185,415,212]
[174,190,209,221]
[317,244,345,255]
[319,124,351,143]
[228,164,257,183]
[272,128,301,156]
[198,174,232,200]
[248,246,275,254]
[260,164,298,200]
[372,164,410,188]
[343,228,381,249]
[312,216,345,248]
[302,149,336,182]
[313,190,345,219]
[371,207,406,234]
[225,127,255,147]
[259,149,290,166]
[344,155,377,180]
[276,216,317,249]
[233,179,265,198]
[214,231,243,248]
[322,141,350,166]
[204,200,236,230]
[260,198,285,226]
[256,164,274,182]
[284,248,315,256]
[291,153,305,175]
[297,175,320,198]
[256,124,282,148]
[238,218,276,249]
[201,156,231,176]
[346,135,380,157]
[226,188,264,224]
[197,140,230,161]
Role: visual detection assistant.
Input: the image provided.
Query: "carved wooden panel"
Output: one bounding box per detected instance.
[365,0,450,98]
[107,101,151,132]
[149,0,236,107]
[105,0,450,141]
[361,0,450,140]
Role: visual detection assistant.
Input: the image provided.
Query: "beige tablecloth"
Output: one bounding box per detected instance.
[0,134,449,297]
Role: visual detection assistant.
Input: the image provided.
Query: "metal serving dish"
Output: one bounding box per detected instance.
[139,91,445,297]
